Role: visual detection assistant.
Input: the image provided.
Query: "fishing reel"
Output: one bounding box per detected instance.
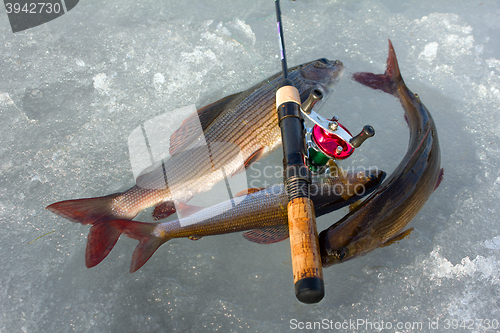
[300,89,375,173]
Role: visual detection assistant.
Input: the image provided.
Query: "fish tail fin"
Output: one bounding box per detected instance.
[86,223,122,268]
[352,39,402,95]
[109,220,168,273]
[47,193,127,267]
[46,193,124,225]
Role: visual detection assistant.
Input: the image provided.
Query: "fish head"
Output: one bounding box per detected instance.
[340,167,386,196]
[298,58,344,90]
[312,167,386,217]
[320,229,378,267]
[318,168,386,267]
[312,167,386,201]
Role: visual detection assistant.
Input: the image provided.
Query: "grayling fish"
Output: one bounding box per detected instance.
[47,59,344,268]
[319,40,443,266]
[109,168,385,272]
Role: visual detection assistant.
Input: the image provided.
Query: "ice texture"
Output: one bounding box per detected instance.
[1,0,499,332]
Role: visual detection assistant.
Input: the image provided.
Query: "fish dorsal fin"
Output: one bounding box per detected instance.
[235,187,266,197]
[381,228,414,248]
[169,93,240,155]
[243,225,289,244]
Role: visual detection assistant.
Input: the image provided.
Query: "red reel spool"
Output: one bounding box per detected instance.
[311,122,354,160]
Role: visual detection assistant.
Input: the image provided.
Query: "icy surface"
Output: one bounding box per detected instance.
[1,0,499,332]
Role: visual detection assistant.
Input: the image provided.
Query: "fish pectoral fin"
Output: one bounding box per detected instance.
[169,93,240,155]
[234,187,266,197]
[434,168,444,191]
[348,199,363,212]
[243,225,289,244]
[188,236,202,241]
[381,228,414,248]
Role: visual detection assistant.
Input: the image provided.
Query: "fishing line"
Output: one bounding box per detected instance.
[275,0,288,79]
[220,167,235,207]
[140,123,155,166]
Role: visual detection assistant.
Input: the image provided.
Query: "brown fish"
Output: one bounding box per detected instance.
[109,168,385,272]
[319,40,444,266]
[47,59,344,268]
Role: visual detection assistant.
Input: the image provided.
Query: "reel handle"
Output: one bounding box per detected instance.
[301,88,323,115]
[350,125,375,148]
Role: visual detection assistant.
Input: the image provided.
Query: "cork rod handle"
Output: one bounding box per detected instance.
[288,197,324,303]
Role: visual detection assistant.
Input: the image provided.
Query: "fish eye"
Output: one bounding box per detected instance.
[336,247,348,260]
[314,59,328,68]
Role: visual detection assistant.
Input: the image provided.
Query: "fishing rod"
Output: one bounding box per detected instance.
[274,0,324,304]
